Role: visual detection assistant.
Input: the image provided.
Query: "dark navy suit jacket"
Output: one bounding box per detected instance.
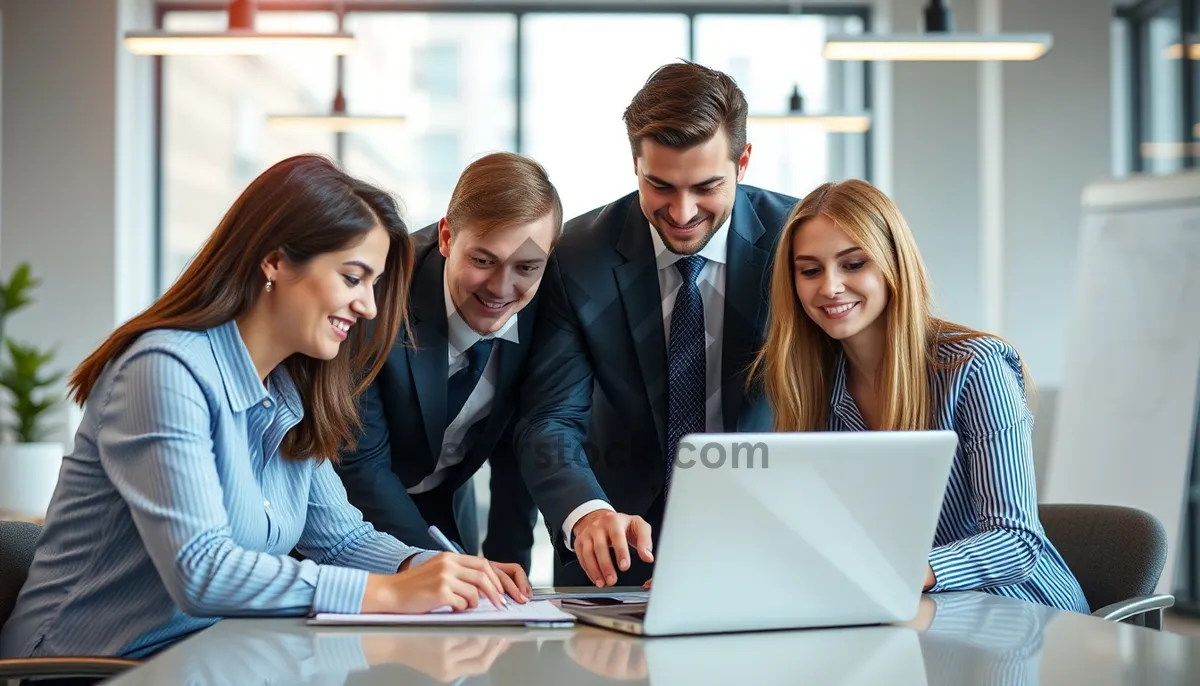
[513,184,798,582]
[336,226,539,571]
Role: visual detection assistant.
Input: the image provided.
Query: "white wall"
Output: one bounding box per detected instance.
[874,0,1111,483]
[0,0,155,446]
[880,0,1111,378]
[1000,0,1112,390]
[884,0,985,331]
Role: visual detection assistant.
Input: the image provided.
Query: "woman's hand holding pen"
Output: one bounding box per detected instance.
[361,552,527,614]
[426,524,532,607]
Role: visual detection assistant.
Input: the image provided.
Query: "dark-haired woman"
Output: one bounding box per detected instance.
[0,155,530,665]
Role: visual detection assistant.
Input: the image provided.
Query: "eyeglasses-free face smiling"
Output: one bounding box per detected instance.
[267,224,390,361]
[790,213,889,345]
[440,214,558,335]
[635,127,750,256]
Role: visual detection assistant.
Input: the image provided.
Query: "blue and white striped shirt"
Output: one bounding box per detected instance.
[827,335,1090,613]
[0,321,438,659]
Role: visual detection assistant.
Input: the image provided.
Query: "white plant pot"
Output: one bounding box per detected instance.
[0,442,64,518]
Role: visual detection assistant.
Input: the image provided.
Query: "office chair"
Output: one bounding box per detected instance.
[1039,504,1175,630]
[0,519,139,680]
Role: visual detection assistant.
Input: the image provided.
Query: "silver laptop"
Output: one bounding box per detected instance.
[563,431,958,636]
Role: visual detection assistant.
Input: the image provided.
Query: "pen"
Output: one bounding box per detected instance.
[427,525,508,609]
[427,525,466,555]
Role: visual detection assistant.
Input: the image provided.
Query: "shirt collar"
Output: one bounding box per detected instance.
[649,211,731,271]
[443,271,521,358]
[829,349,865,430]
[207,319,302,417]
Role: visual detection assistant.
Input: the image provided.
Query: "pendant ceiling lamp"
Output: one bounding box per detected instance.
[267,89,407,132]
[266,8,405,132]
[823,0,1052,62]
[124,0,355,56]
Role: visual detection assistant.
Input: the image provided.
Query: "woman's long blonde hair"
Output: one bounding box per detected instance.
[748,179,1031,432]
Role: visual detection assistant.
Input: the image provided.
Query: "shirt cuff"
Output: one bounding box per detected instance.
[562,500,615,551]
[402,550,442,570]
[927,545,956,593]
[312,565,370,614]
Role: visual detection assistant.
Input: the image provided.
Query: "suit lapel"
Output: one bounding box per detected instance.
[613,203,668,455]
[407,250,450,462]
[722,187,770,431]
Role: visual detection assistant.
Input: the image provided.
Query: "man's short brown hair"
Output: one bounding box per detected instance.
[622,61,749,162]
[445,152,563,239]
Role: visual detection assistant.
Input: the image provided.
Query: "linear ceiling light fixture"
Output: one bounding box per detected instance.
[124,0,355,56]
[266,8,404,132]
[267,90,407,131]
[1140,142,1200,158]
[823,0,1052,62]
[1164,39,1200,60]
[747,85,871,133]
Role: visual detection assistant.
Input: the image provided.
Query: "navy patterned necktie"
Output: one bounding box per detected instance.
[665,255,708,493]
[447,338,494,423]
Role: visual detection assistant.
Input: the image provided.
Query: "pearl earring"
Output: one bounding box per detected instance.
[265,280,273,292]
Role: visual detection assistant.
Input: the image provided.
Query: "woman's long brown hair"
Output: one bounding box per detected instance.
[68,154,414,463]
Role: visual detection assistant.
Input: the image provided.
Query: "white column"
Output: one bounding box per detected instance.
[882,0,985,330]
[979,0,1004,335]
[1000,0,1112,389]
[0,0,156,445]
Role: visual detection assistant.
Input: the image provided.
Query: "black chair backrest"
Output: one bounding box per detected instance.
[1039,504,1167,611]
[0,520,41,626]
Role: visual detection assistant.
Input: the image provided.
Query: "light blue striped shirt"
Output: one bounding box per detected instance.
[0,321,438,659]
[827,335,1090,613]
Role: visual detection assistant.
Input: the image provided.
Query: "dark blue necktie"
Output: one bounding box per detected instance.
[447,338,494,424]
[665,255,707,492]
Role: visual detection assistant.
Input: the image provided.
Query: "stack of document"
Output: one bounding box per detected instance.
[308,599,576,627]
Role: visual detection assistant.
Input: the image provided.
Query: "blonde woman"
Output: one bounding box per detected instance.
[751,179,1089,613]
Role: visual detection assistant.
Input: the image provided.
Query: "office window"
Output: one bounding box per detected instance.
[1120,0,1198,174]
[521,14,691,220]
[694,14,866,198]
[1112,18,1132,176]
[160,11,337,284]
[340,13,516,233]
[415,43,461,101]
[1144,7,1185,173]
[1192,0,1200,162]
[161,12,515,287]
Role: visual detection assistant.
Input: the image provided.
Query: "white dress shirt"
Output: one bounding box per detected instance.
[407,275,520,494]
[562,213,732,547]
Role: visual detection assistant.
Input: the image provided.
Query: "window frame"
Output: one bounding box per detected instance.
[1115,0,1200,618]
[1115,0,1198,175]
[151,1,874,292]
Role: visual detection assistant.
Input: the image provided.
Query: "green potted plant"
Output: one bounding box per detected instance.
[0,263,64,518]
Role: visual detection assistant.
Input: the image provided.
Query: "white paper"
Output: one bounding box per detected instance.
[308,599,576,626]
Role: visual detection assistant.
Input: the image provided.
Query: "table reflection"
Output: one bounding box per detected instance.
[556,624,927,685]
[916,592,1059,686]
[105,592,1083,686]
[107,624,536,686]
